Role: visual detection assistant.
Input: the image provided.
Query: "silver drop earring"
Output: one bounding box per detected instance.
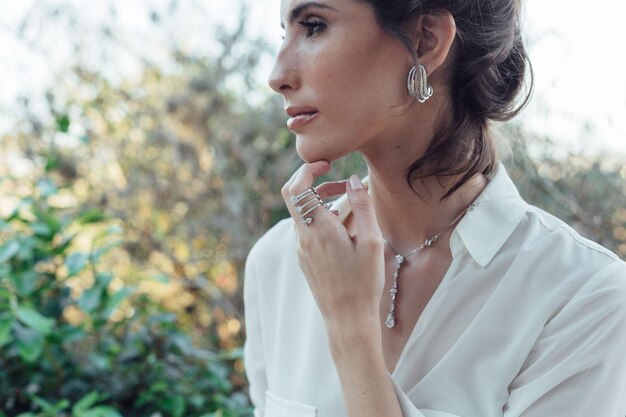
[407,64,433,103]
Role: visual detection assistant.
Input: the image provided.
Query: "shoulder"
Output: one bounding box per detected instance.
[521,204,621,266]
[245,217,297,276]
[469,165,625,302]
[508,202,626,302]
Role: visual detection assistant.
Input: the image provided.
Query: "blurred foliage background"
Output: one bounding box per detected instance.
[0,1,625,416]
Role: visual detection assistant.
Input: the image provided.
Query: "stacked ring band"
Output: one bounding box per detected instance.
[290,187,332,225]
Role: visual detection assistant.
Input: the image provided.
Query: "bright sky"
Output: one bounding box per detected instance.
[1,0,625,157]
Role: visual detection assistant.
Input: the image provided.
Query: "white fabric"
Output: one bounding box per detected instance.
[243,164,626,417]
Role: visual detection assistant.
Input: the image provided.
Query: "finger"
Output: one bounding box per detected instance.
[282,161,330,200]
[282,161,332,227]
[282,164,307,194]
[291,160,331,192]
[347,175,381,242]
[314,180,348,200]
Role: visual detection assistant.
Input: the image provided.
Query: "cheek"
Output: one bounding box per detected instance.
[314,41,407,122]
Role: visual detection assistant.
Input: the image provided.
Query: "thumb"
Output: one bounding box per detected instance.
[347,175,379,240]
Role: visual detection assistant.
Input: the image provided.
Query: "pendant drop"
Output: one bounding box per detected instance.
[386,255,403,329]
[385,313,396,328]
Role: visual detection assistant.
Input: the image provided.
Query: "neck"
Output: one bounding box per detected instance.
[360,144,487,255]
[351,91,487,252]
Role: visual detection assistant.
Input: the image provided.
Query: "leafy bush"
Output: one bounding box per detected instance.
[0,175,250,417]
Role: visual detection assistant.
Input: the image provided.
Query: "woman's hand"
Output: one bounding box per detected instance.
[281,161,385,339]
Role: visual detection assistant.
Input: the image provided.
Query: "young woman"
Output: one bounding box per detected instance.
[244,1,626,416]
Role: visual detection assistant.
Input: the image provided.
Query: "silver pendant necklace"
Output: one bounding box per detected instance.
[382,202,479,329]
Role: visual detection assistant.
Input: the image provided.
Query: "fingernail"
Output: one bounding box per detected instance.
[349,175,363,190]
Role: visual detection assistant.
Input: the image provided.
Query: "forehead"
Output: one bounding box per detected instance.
[280,0,347,22]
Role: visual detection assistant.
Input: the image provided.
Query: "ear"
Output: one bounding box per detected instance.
[410,12,456,76]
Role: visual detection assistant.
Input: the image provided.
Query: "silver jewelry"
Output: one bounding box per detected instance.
[407,64,433,103]
[290,187,330,225]
[383,202,479,329]
[291,188,318,206]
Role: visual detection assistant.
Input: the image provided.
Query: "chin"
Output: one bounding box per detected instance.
[295,136,350,164]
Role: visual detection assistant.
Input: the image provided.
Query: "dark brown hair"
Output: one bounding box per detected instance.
[361,0,533,198]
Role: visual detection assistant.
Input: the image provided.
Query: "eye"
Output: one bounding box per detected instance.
[298,17,326,37]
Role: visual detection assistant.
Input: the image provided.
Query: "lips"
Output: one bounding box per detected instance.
[285,106,319,131]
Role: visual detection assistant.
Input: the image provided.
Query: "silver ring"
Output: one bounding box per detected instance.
[301,201,323,218]
[301,201,324,225]
[295,195,322,213]
[291,188,319,206]
[291,187,329,226]
[301,202,333,225]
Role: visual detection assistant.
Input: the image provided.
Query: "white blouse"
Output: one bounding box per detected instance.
[243,164,626,417]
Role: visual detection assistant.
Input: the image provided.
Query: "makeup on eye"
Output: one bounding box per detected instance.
[280,1,338,40]
[280,17,327,40]
[298,17,326,37]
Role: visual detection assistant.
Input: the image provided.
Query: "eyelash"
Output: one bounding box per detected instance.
[298,18,326,37]
[281,18,326,40]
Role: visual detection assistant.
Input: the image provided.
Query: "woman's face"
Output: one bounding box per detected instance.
[269,0,413,163]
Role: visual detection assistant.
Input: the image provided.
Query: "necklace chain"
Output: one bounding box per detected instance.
[382,202,479,329]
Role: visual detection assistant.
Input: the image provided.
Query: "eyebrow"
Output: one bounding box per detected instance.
[280,1,338,29]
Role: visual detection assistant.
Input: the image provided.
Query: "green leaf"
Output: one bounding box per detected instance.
[18,337,44,362]
[15,305,54,335]
[13,270,38,296]
[87,353,110,371]
[31,395,69,413]
[0,287,10,307]
[0,317,13,347]
[15,326,45,362]
[95,272,113,287]
[31,395,52,411]
[31,221,53,237]
[32,206,62,236]
[170,396,186,417]
[79,286,103,313]
[58,323,86,344]
[101,288,131,319]
[77,209,106,225]
[73,391,101,413]
[44,152,61,172]
[66,252,89,276]
[37,178,58,198]
[57,114,70,133]
[0,241,20,263]
[53,233,76,255]
[81,406,122,417]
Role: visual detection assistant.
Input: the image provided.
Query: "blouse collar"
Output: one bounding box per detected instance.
[330,163,527,268]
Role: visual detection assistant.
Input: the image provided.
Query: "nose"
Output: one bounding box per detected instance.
[268,42,299,94]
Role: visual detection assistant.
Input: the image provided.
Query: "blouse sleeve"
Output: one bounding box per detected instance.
[243,246,268,417]
[503,260,626,416]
